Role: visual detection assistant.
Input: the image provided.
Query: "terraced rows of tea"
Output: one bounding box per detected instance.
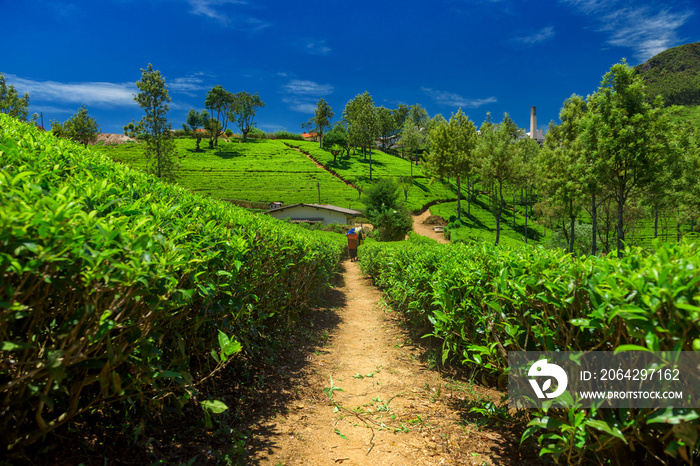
[101,138,363,209]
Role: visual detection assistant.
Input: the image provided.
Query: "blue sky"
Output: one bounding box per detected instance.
[3,0,698,135]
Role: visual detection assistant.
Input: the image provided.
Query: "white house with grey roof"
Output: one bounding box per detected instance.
[267,203,363,225]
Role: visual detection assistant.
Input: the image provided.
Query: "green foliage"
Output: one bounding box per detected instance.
[51,104,100,147]
[245,126,267,139]
[581,60,670,257]
[635,42,700,107]
[343,91,379,155]
[359,236,700,463]
[135,64,178,181]
[230,91,265,140]
[98,138,362,209]
[0,74,30,121]
[364,178,412,241]
[321,124,348,163]
[205,85,234,146]
[0,114,344,452]
[304,98,333,147]
[284,139,461,212]
[268,130,305,141]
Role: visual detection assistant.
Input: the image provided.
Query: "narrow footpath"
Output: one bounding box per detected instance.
[249,259,531,465]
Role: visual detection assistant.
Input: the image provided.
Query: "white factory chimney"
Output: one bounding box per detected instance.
[530,106,537,139]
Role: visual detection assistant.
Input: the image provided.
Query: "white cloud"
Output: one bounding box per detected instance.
[168,72,210,95]
[601,7,694,60]
[186,0,270,30]
[516,26,555,45]
[282,80,334,96]
[302,39,332,56]
[281,79,334,113]
[2,73,137,107]
[422,87,497,108]
[559,0,695,61]
[282,97,318,114]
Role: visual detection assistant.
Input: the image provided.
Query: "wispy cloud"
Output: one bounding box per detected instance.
[302,39,332,56]
[282,97,318,114]
[515,26,555,45]
[187,0,270,31]
[281,79,334,113]
[168,72,210,95]
[601,7,693,60]
[422,87,497,108]
[559,0,694,61]
[2,73,137,107]
[282,80,334,96]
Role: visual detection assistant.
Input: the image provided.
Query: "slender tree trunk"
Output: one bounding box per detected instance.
[616,195,625,259]
[525,196,528,244]
[495,180,504,246]
[591,191,598,256]
[467,176,471,216]
[369,149,373,181]
[513,191,516,229]
[457,177,462,221]
[654,207,659,239]
[570,213,576,254]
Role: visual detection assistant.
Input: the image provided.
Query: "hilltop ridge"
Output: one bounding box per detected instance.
[635,41,700,106]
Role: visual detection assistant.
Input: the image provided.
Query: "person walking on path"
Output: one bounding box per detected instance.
[346,227,364,262]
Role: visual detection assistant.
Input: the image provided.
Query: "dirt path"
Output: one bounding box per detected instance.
[249,260,530,465]
[412,210,450,244]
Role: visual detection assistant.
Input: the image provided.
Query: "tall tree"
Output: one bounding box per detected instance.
[476,113,522,246]
[310,98,333,147]
[230,91,265,140]
[580,60,669,258]
[400,118,425,177]
[204,85,233,147]
[184,109,206,151]
[135,64,178,182]
[539,95,587,253]
[517,137,540,243]
[343,92,379,178]
[321,123,348,164]
[376,106,396,149]
[0,74,30,121]
[427,108,478,220]
[53,105,100,147]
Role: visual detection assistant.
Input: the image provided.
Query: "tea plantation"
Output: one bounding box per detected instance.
[0,114,345,454]
[97,137,464,213]
[359,234,700,463]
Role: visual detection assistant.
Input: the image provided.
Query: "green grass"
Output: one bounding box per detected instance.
[96,138,364,210]
[429,193,547,247]
[283,140,461,211]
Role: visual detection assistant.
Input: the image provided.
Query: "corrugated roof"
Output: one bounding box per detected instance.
[267,203,363,216]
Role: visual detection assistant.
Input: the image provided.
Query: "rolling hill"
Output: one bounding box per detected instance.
[635,41,700,107]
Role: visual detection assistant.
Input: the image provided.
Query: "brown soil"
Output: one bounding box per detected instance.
[412,210,450,244]
[92,133,136,145]
[248,260,537,465]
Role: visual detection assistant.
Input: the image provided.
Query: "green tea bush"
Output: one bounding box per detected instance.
[269,130,304,141]
[359,236,700,463]
[0,114,343,452]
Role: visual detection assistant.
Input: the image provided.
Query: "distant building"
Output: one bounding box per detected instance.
[527,106,546,145]
[267,203,363,225]
[301,132,318,141]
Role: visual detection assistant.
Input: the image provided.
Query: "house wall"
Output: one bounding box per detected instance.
[268,205,353,225]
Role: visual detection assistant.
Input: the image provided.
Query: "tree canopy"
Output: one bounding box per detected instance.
[135,64,178,182]
[0,74,30,121]
[230,91,265,140]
